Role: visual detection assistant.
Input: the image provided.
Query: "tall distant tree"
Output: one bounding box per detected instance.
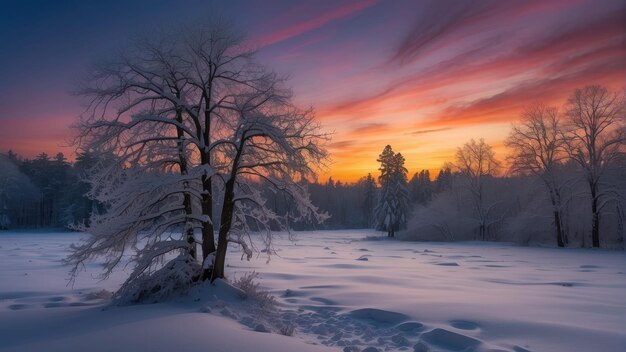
[454,138,500,240]
[506,104,569,247]
[359,173,377,228]
[375,145,409,237]
[0,154,37,229]
[409,169,432,205]
[18,152,73,227]
[434,167,452,193]
[564,85,625,248]
[67,20,328,302]
[61,150,108,227]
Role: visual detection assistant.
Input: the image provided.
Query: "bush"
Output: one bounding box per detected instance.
[231,271,276,309]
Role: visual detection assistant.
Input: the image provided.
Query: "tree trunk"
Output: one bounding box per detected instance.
[480,223,485,241]
[554,210,564,247]
[550,191,565,248]
[201,89,216,279]
[201,173,215,279]
[175,102,197,261]
[591,189,600,248]
[183,193,196,259]
[211,179,236,281]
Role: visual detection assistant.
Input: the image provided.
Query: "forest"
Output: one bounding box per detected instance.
[2,84,624,249]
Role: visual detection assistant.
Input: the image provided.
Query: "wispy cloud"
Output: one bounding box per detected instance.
[407,127,452,135]
[253,0,379,48]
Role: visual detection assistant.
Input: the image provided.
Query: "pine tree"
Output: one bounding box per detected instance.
[409,169,433,205]
[435,167,452,193]
[374,145,409,237]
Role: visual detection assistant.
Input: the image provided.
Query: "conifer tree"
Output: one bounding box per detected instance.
[374,145,409,237]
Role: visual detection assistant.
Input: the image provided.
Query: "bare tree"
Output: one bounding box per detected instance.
[210,97,329,280]
[505,104,569,247]
[68,21,329,301]
[454,138,500,240]
[564,85,625,248]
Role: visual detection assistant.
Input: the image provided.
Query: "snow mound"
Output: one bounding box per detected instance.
[115,254,202,304]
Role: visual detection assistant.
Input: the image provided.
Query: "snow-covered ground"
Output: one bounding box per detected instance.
[1,230,625,352]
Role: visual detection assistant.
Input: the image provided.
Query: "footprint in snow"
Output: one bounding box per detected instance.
[421,328,482,351]
[449,319,479,330]
[310,297,336,305]
[396,321,424,332]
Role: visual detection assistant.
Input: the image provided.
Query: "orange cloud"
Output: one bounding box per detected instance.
[314,4,625,182]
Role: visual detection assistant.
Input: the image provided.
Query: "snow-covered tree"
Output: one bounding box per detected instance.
[506,104,569,247]
[564,85,625,248]
[375,145,409,237]
[454,138,500,241]
[67,20,328,301]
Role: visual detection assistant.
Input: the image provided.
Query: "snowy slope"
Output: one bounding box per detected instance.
[1,230,625,352]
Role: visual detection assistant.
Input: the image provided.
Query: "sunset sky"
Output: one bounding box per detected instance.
[1,0,624,181]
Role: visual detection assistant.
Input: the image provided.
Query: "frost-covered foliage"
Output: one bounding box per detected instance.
[403,86,625,248]
[453,138,500,241]
[505,104,569,247]
[564,86,625,248]
[374,145,409,237]
[66,164,205,280]
[116,253,202,304]
[68,19,328,301]
[400,140,503,242]
[404,164,626,248]
[405,174,508,242]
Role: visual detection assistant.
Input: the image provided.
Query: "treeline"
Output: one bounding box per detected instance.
[0,150,385,231]
[263,169,448,231]
[407,160,625,248]
[0,151,95,229]
[2,85,624,250]
[0,149,439,231]
[405,85,626,249]
[273,85,626,249]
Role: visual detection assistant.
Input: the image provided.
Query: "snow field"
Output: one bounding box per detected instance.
[1,230,625,352]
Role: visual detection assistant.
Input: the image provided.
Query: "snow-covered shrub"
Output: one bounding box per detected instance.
[84,289,113,301]
[231,271,276,309]
[401,193,476,241]
[115,254,202,304]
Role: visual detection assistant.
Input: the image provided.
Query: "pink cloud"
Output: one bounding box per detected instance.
[253,0,378,48]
